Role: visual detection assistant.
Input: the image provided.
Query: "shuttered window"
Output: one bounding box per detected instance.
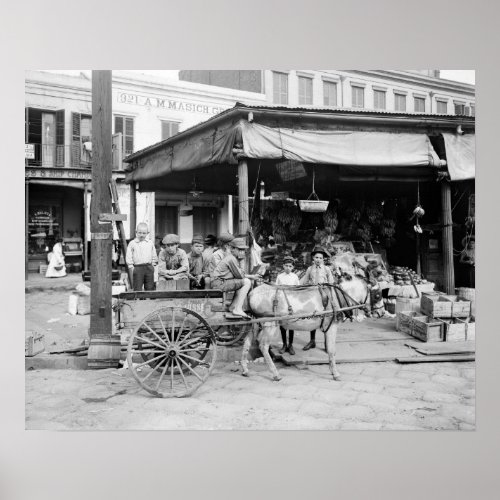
[298,76,313,105]
[55,110,65,167]
[323,81,337,107]
[273,72,288,104]
[414,97,425,113]
[454,103,466,115]
[71,112,81,167]
[161,120,180,140]
[394,93,406,112]
[373,90,386,110]
[115,115,134,156]
[351,86,364,108]
[470,104,475,117]
[436,100,448,114]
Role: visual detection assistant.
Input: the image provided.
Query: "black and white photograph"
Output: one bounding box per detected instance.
[25,68,476,431]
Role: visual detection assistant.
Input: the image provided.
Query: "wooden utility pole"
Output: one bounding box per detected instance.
[440,179,455,294]
[88,70,120,368]
[25,179,29,279]
[238,158,249,235]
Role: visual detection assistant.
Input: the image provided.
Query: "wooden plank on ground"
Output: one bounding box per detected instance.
[396,354,475,364]
[405,340,475,356]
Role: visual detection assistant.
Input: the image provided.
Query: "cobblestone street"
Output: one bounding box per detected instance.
[25,357,475,430]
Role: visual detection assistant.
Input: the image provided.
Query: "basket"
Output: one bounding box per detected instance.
[298,167,329,213]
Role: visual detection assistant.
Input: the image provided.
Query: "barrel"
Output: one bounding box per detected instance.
[456,287,475,319]
[395,297,421,331]
[87,335,122,369]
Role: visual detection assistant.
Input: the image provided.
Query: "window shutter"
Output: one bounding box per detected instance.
[56,110,65,167]
[465,106,470,116]
[125,117,134,154]
[115,116,124,134]
[71,112,81,167]
[28,107,42,165]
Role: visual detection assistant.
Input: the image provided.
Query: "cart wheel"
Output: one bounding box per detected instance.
[214,323,250,346]
[127,306,217,398]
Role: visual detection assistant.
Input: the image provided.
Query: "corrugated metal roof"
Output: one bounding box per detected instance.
[125,101,474,163]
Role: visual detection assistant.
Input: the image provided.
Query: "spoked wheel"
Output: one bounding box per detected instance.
[127,306,217,398]
[214,323,250,346]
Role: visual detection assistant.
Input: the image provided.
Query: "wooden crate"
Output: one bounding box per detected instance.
[442,318,476,342]
[25,333,45,357]
[397,311,424,335]
[420,292,471,319]
[410,316,445,342]
[395,298,421,330]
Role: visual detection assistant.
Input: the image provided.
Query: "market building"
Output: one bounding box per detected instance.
[24,70,266,274]
[124,102,475,296]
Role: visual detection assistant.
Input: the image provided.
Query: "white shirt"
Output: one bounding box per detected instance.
[276,272,300,286]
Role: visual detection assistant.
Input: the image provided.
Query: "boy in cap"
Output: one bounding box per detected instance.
[187,234,210,289]
[157,233,189,289]
[211,237,260,319]
[208,232,235,277]
[300,246,334,351]
[275,256,300,355]
[125,223,158,291]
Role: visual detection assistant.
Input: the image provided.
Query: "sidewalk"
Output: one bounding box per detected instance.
[25,272,84,293]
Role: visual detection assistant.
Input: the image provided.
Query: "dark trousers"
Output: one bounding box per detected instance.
[132,264,155,291]
[280,326,294,346]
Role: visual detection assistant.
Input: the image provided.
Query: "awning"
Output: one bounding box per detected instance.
[442,132,475,181]
[240,121,443,167]
[126,119,444,184]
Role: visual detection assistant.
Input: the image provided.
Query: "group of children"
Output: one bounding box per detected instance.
[125,222,334,350]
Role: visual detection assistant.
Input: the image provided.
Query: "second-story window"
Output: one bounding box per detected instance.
[273,72,288,105]
[454,102,466,115]
[298,76,313,105]
[71,113,93,167]
[414,96,426,113]
[394,93,407,112]
[323,81,337,107]
[115,115,134,156]
[161,120,180,140]
[436,100,448,114]
[351,86,364,108]
[470,104,475,117]
[373,90,386,110]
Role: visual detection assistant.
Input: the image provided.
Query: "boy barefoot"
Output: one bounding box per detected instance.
[126,223,158,291]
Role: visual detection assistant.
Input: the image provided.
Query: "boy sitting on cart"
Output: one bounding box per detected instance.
[187,234,210,289]
[211,237,260,319]
[157,233,189,290]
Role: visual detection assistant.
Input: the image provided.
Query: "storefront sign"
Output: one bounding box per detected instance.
[117,92,228,115]
[25,168,92,180]
[25,144,35,159]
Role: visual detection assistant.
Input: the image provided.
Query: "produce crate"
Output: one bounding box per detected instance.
[25,333,45,357]
[410,316,445,342]
[397,311,425,335]
[441,318,476,342]
[420,292,471,319]
[39,264,48,275]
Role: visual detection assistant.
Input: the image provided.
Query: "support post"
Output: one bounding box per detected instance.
[83,181,89,272]
[130,181,136,238]
[88,70,119,368]
[440,180,455,294]
[238,158,249,235]
[227,194,233,233]
[25,179,29,279]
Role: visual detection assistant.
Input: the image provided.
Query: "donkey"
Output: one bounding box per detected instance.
[242,283,343,382]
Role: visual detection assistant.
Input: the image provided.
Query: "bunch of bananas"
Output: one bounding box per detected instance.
[323,209,338,232]
[380,219,396,238]
[366,202,383,225]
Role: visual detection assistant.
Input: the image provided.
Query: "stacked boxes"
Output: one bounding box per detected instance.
[396,291,474,342]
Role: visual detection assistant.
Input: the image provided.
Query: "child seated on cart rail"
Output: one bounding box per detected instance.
[275,255,300,355]
[157,233,189,290]
[211,237,261,319]
[187,234,211,289]
[125,223,158,291]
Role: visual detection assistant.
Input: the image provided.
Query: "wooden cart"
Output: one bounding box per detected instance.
[114,289,251,398]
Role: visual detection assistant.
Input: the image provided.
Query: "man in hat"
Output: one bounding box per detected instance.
[211,237,260,319]
[208,232,235,277]
[187,234,210,289]
[157,233,189,289]
[300,246,334,351]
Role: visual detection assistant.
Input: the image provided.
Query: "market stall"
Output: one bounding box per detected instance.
[124,103,475,296]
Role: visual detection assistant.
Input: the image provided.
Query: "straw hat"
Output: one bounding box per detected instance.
[311,246,330,259]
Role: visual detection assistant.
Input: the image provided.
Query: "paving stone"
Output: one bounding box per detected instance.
[458,422,476,431]
[381,423,425,430]
[414,413,461,430]
[431,374,468,388]
[375,377,413,388]
[460,367,476,381]
[438,404,475,425]
[422,391,461,404]
[397,370,431,381]
[299,400,339,419]
[314,388,358,405]
[361,364,400,379]
[434,365,463,378]
[333,363,365,375]
[342,381,383,394]
[384,387,421,400]
[281,384,319,400]
[397,400,440,412]
[373,411,421,428]
[357,392,400,409]
[411,381,450,394]
[334,405,376,420]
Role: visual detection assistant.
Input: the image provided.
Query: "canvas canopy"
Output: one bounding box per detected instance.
[442,132,475,181]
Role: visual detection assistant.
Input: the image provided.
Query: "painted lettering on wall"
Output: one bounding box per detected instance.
[25,168,92,180]
[117,92,228,115]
